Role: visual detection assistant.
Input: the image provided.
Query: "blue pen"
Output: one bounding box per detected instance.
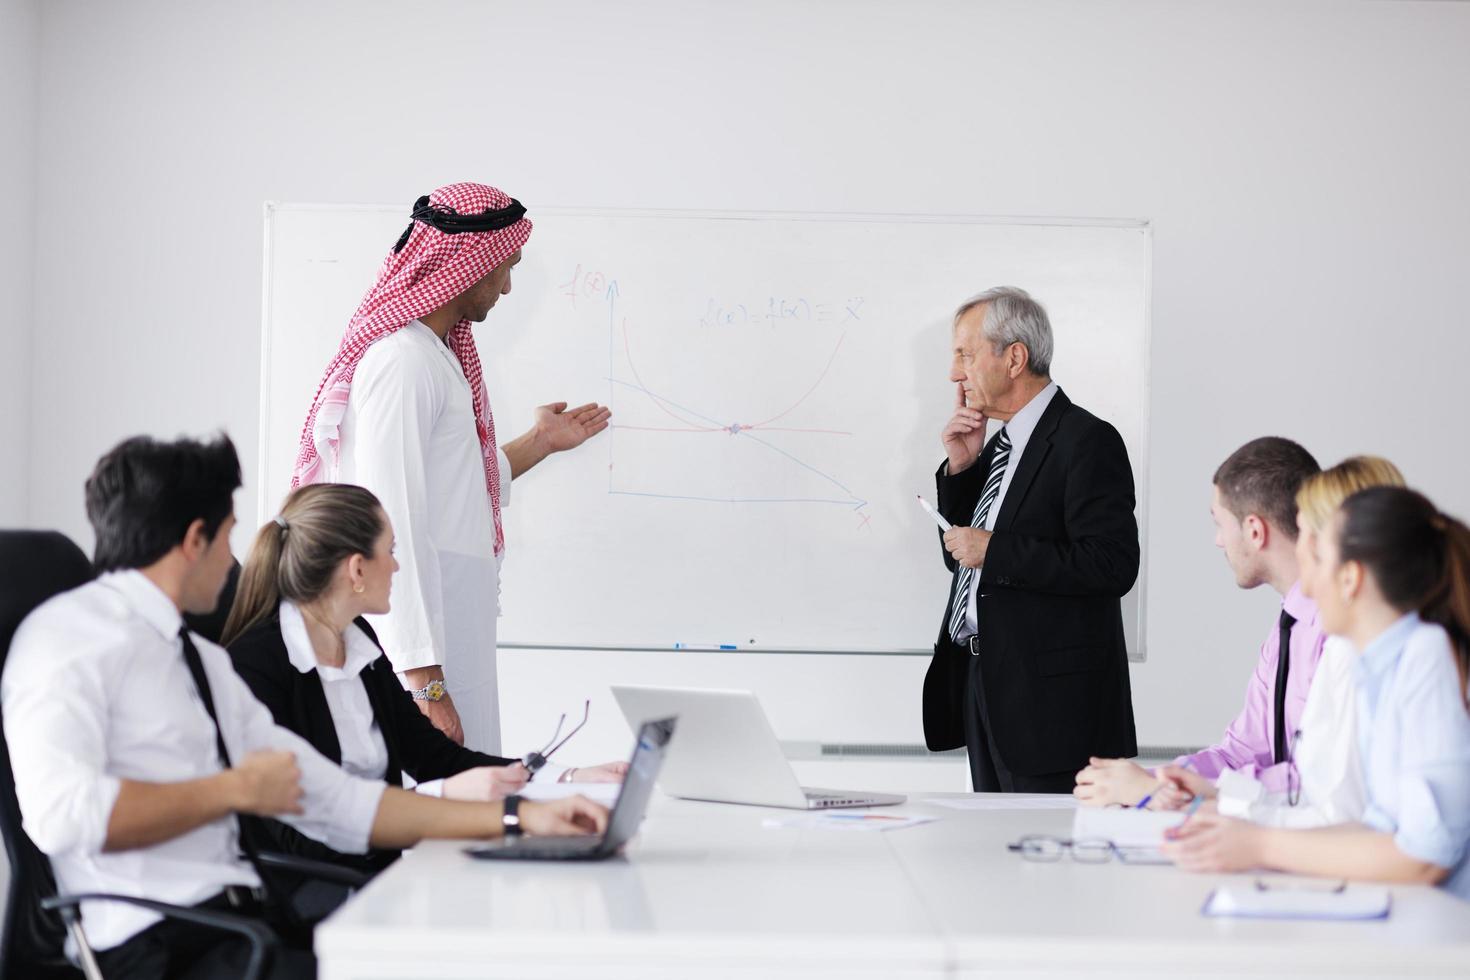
[1134,759,1196,810]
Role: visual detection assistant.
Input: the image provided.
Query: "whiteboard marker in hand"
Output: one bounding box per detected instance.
[915,495,953,531]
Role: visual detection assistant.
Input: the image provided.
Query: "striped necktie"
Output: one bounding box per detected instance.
[948,428,1011,643]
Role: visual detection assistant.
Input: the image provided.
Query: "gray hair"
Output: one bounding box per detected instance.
[953,286,1053,377]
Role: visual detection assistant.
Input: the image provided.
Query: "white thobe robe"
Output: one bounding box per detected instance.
[334,320,509,755]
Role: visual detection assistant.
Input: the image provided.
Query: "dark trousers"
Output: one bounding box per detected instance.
[95,891,314,980]
[962,648,1077,794]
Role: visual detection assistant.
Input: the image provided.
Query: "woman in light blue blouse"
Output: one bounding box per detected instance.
[1164,486,1470,899]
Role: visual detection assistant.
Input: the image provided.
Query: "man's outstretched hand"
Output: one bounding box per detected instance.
[536,401,611,453]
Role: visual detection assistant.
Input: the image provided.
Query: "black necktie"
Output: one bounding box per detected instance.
[180,628,310,931]
[1273,609,1296,765]
[179,627,271,875]
[179,626,235,768]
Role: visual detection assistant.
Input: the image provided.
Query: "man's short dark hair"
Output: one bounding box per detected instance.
[1213,437,1320,540]
[85,434,242,572]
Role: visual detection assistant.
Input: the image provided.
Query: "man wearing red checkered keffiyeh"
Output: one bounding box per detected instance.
[291,182,610,755]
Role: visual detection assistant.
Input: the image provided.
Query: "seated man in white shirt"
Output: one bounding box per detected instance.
[2,434,608,979]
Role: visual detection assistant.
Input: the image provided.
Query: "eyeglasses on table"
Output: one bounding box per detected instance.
[1007,834,1167,865]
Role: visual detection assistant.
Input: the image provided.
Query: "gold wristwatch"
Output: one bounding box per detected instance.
[410,678,448,702]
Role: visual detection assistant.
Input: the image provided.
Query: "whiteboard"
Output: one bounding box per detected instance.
[261,206,1150,656]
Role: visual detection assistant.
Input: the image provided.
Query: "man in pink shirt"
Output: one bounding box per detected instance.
[1075,437,1325,807]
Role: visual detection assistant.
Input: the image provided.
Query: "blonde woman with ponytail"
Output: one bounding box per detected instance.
[1164,486,1470,899]
[225,485,625,878]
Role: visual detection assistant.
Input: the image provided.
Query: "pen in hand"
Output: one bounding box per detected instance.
[1135,759,1197,810]
[916,494,953,531]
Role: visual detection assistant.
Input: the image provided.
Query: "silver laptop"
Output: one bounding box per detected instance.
[612,685,904,810]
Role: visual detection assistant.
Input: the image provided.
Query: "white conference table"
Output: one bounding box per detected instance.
[316,794,1470,979]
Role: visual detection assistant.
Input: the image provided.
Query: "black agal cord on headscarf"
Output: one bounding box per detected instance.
[392,194,527,253]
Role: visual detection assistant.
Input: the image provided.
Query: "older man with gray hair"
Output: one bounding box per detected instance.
[924,286,1139,793]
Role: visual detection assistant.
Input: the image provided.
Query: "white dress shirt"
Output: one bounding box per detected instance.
[1,571,387,952]
[1216,636,1367,827]
[335,320,510,754]
[960,381,1059,638]
[278,601,448,796]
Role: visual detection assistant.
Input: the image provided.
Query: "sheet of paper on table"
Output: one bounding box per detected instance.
[519,781,622,804]
[762,813,938,832]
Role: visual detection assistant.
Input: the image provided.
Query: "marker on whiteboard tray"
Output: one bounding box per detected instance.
[915,494,953,532]
[674,643,739,651]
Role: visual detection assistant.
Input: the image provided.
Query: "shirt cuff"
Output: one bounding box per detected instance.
[1214,768,1264,820]
[390,645,443,673]
[319,778,389,856]
[1393,827,1460,872]
[1174,751,1226,781]
[414,779,446,798]
[79,774,124,855]
[1390,777,1466,871]
[496,447,513,506]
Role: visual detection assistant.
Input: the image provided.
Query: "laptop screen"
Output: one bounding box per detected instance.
[602,716,675,850]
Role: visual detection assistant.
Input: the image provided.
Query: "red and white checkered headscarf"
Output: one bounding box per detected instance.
[290,182,532,555]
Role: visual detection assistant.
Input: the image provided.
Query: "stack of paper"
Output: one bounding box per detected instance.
[1203,884,1391,920]
[1070,806,1186,848]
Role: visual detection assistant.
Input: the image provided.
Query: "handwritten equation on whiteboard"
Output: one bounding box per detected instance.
[557,263,873,530]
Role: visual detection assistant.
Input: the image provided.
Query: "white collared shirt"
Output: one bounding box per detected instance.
[279,601,389,782]
[961,381,1059,637]
[1,571,388,952]
[278,602,448,796]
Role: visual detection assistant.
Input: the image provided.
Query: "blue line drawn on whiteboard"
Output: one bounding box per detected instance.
[561,266,870,520]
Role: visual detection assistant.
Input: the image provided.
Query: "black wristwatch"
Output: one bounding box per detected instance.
[502,794,523,838]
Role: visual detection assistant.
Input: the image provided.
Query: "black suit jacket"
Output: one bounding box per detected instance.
[924,387,1139,774]
[228,610,514,872]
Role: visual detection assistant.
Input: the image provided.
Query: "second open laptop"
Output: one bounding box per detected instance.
[463,716,675,861]
[611,685,904,810]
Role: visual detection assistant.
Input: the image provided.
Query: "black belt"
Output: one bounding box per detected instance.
[200,884,269,913]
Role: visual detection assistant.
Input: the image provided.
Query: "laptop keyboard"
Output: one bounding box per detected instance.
[505,838,600,858]
[467,836,603,861]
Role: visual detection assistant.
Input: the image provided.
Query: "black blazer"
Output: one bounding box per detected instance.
[924,388,1139,774]
[228,611,515,872]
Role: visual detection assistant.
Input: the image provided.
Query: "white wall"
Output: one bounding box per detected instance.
[24,0,1470,751]
[0,0,37,525]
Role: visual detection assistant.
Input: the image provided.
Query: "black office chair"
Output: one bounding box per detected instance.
[0,531,365,979]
